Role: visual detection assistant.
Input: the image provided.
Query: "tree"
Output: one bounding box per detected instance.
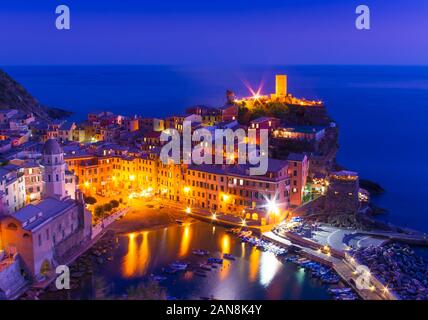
[84,196,97,205]
[94,206,104,219]
[110,200,119,208]
[103,203,112,212]
[40,259,51,276]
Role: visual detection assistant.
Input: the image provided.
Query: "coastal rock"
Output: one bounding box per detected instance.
[353,243,428,300]
[0,68,71,120]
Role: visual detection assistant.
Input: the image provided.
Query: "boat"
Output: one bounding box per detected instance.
[321,274,340,284]
[151,275,167,282]
[199,264,212,271]
[192,250,206,256]
[176,220,184,225]
[256,245,267,251]
[223,253,236,260]
[328,288,352,294]
[170,261,188,271]
[207,257,223,264]
[192,249,210,256]
[334,293,358,300]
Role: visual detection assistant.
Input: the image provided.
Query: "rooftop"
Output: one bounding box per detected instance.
[13,197,77,231]
[42,139,63,155]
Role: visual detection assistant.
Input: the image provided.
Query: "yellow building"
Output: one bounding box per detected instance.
[64,148,291,225]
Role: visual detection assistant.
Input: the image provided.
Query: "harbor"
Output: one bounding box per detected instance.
[34,221,333,300]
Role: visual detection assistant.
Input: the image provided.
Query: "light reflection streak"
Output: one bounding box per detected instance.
[259,252,280,287]
[220,234,230,253]
[248,247,260,282]
[178,225,192,257]
[138,231,149,274]
[122,233,138,278]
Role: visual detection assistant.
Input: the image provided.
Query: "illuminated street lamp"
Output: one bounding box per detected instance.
[183,186,191,194]
[129,175,135,181]
[266,199,279,215]
[185,207,191,214]
[266,199,280,224]
[212,213,217,220]
[241,219,247,226]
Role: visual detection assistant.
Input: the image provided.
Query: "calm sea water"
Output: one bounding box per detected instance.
[3,65,428,232]
[45,222,331,300]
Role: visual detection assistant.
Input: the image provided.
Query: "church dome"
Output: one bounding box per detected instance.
[43,138,63,155]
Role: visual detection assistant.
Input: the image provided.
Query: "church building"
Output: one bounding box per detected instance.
[0,139,92,280]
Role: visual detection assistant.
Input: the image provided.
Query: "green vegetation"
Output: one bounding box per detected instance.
[84,196,97,205]
[238,102,289,125]
[40,259,51,276]
[94,206,105,219]
[110,199,120,208]
[103,203,112,212]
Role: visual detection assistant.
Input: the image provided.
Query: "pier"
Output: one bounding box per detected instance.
[263,231,394,300]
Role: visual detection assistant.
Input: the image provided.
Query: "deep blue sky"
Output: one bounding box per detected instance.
[0,0,427,65]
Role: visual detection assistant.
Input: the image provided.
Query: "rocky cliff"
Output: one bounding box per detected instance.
[0,68,71,120]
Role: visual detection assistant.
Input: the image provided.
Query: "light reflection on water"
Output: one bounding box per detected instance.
[259,252,281,287]
[122,231,150,278]
[88,221,330,299]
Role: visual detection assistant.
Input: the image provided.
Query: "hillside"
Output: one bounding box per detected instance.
[0,68,71,120]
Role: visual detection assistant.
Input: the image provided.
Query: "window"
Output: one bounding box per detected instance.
[7,223,18,231]
[38,234,42,246]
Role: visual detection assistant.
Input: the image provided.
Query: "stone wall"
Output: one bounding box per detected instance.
[0,255,29,300]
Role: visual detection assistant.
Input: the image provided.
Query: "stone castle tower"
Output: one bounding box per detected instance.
[41,138,66,199]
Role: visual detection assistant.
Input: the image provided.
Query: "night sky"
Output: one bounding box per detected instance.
[0,0,427,65]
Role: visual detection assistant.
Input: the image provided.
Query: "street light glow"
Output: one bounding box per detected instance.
[185,207,191,214]
[266,199,279,215]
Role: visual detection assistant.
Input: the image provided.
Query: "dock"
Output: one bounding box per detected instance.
[263,231,395,300]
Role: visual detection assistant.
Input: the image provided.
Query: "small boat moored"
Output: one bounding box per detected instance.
[207,257,223,264]
[223,253,236,260]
